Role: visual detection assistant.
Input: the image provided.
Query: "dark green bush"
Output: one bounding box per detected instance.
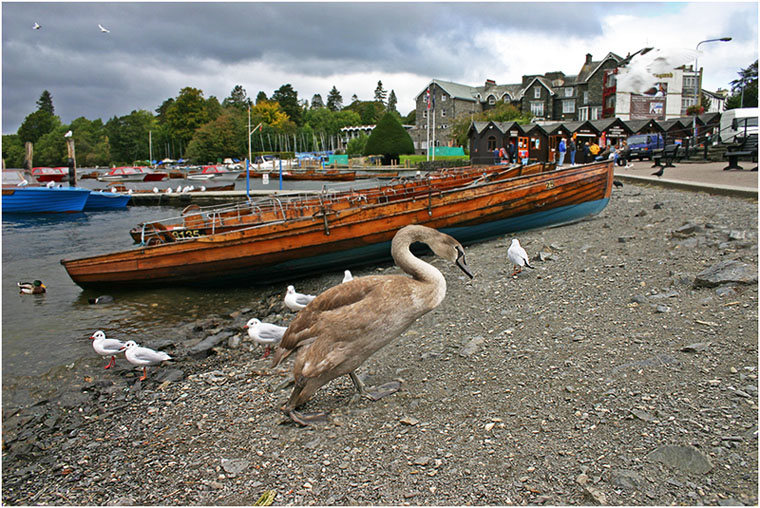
[363,113,414,165]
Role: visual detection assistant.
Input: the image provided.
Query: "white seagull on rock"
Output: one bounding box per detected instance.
[284,285,316,311]
[245,318,288,359]
[507,238,533,277]
[90,330,125,370]
[64,130,73,138]
[98,23,110,33]
[616,47,700,96]
[120,340,171,381]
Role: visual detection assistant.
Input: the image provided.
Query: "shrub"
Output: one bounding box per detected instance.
[363,113,414,164]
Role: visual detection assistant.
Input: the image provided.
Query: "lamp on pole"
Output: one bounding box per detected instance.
[692,37,732,143]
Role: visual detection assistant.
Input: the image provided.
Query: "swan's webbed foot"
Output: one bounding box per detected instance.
[349,372,400,401]
[286,409,329,426]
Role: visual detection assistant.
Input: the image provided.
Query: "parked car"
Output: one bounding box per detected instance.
[626,133,664,160]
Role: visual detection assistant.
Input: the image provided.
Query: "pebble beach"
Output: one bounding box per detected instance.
[2,179,757,506]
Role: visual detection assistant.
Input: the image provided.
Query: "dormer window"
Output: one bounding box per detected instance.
[564,87,573,97]
[534,87,541,99]
[488,95,496,105]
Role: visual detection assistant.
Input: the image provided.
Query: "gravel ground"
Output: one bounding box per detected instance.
[2,182,758,506]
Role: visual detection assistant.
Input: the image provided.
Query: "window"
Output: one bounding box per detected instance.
[530,101,544,117]
[591,106,601,120]
[607,73,616,87]
[487,136,497,151]
[441,95,447,102]
[564,87,573,97]
[503,95,510,103]
[562,100,575,114]
[488,95,496,105]
[583,91,589,105]
[441,109,446,117]
[578,107,589,121]
[534,87,541,99]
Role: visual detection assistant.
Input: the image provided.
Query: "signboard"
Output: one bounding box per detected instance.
[630,83,667,120]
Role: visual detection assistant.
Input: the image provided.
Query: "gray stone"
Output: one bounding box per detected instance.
[671,223,703,237]
[694,261,758,288]
[715,285,739,297]
[680,342,711,353]
[631,409,657,422]
[459,336,485,357]
[647,445,713,474]
[220,458,249,475]
[188,331,233,357]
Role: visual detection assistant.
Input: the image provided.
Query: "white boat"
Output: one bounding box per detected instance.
[187,165,241,182]
[98,167,168,182]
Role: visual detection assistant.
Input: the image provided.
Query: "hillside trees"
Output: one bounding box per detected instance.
[271,84,302,126]
[186,110,246,163]
[326,86,342,111]
[726,60,758,109]
[106,109,155,165]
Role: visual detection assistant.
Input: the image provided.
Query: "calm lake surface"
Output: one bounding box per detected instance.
[2,173,373,406]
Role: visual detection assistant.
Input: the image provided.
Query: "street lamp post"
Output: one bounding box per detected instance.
[692,37,732,146]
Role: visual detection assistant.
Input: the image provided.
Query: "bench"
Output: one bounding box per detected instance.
[723,133,758,171]
[651,144,681,169]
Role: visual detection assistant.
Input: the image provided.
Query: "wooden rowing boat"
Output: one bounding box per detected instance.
[61,160,613,288]
[126,164,535,243]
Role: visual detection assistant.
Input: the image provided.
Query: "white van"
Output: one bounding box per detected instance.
[719,108,758,143]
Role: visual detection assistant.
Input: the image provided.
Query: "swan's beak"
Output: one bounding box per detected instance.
[455,247,473,279]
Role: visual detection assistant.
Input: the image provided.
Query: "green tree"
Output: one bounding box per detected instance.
[326,86,342,111]
[106,110,155,164]
[403,109,416,125]
[311,94,324,109]
[2,134,26,168]
[36,90,55,115]
[206,96,222,121]
[34,125,70,166]
[223,85,252,110]
[345,133,369,156]
[17,109,61,144]
[271,84,302,126]
[726,60,758,109]
[165,87,210,152]
[363,112,414,164]
[387,90,398,113]
[186,111,245,163]
[255,91,268,104]
[374,81,387,105]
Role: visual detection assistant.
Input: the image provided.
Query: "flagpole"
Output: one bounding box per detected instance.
[425,87,431,161]
[432,91,436,161]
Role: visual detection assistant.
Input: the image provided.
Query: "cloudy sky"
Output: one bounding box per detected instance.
[2,2,757,134]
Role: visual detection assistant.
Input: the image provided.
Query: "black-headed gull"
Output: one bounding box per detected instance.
[33,22,41,30]
[120,340,171,380]
[342,270,353,283]
[98,23,110,33]
[17,280,46,294]
[245,318,287,358]
[616,47,699,96]
[90,330,125,369]
[507,238,533,276]
[284,285,316,311]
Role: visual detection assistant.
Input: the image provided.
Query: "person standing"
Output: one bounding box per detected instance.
[568,136,577,166]
[506,140,516,163]
[558,137,567,166]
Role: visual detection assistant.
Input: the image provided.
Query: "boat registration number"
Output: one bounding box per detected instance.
[171,229,203,239]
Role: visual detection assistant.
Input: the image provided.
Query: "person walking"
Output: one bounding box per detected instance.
[568,136,577,166]
[558,137,567,166]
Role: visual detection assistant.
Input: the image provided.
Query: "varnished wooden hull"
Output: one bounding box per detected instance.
[61,160,613,288]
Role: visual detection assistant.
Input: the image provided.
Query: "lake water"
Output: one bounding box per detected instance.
[2,173,375,406]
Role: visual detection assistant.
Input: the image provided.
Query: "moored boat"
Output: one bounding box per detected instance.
[187,165,242,182]
[84,190,131,210]
[98,166,168,182]
[31,167,69,183]
[2,171,91,213]
[62,160,613,288]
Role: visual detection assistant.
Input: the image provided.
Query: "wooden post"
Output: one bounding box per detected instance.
[66,138,77,187]
[24,142,33,171]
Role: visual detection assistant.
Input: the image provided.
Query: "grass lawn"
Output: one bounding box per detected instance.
[400,155,470,164]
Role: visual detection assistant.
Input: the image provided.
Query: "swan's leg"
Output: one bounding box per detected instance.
[349,372,401,401]
[282,374,328,426]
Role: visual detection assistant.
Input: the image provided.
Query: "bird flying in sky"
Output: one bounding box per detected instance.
[98,23,110,33]
[32,22,41,30]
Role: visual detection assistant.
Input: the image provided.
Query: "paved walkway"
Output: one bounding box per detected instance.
[613,160,757,199]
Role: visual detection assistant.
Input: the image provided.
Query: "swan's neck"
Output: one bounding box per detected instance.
[391,233,447,307]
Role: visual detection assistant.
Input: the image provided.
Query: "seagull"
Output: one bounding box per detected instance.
[152,187,159,193]
[342,270,353,283]
[98,23,110,33]
[33,22,41,30]
[165,187,172,194]
[245,318,287,359]
[284,285,316,311]
[616,47,699,95]
[119,340,171,381]
[90,330,125,369]
[46,180,56,188]
[652,167,665,178]
[17,280,46,294]
[64,130,73,138]
[507,238,533,277]
[200,186,207,192]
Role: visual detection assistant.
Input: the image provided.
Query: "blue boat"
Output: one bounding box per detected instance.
[83,190,131,210]
[2,184,91,213]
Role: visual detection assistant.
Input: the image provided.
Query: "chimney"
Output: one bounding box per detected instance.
[485,79,496,88]
[585,53,593,64]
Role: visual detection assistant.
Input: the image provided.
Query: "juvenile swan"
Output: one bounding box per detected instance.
[272,224,473,426]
